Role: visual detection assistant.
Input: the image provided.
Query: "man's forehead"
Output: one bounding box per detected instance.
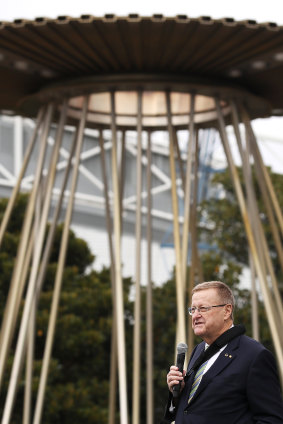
[192,288,219,302]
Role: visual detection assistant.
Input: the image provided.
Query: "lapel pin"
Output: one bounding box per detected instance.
[225,353,228,357]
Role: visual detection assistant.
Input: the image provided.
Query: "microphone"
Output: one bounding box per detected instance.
[172,342,188,398]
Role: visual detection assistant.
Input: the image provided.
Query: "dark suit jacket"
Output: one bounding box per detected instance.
[163,334,283,423]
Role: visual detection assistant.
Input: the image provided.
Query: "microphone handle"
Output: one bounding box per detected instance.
[172,352,185,398]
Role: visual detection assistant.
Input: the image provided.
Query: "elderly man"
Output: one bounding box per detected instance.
[163,281,283,424]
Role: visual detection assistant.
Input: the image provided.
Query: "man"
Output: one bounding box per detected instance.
[164,281,283,423]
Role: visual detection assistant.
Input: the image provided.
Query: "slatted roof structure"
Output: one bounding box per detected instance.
[1,14,283,117]
[0,14,283,424]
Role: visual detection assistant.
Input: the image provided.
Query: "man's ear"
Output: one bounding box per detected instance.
[224,304,233,320]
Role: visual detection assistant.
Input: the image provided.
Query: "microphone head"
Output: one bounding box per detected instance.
[177,342,188,354]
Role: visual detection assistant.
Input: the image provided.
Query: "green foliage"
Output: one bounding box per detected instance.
[36,267,120,424]
[200,167,283,277]
[49,224,94,275]
[0,194,28,235]
[200,197,247,263]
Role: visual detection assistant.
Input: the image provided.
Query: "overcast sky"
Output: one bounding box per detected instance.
[1,0,283,23]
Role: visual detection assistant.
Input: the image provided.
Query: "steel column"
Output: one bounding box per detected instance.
[110,91,129,424]
[0,105,53,394]
[99,128,117,424]
[166,92,186,345]
[146,130,153,424]
[181,94,195,297]
[215,98,283,384]
[187,128,201,353]
[0,107,45,248]
[32,96,89,424]
[132,91,143,424]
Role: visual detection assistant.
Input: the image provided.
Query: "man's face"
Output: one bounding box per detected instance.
[191,288,231,344]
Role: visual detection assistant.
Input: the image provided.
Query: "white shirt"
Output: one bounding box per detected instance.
[202,343,227,375]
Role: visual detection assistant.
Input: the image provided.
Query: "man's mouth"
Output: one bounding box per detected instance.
[194,321,203,327]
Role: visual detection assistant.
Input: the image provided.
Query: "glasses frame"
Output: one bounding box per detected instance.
[188,304,228,315]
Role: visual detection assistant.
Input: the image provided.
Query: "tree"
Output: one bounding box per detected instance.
[200,167,283,279]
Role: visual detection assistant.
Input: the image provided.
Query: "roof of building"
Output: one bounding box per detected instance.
[1,15,283,119]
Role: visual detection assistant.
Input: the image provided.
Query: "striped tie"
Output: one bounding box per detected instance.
[188,359,208,403]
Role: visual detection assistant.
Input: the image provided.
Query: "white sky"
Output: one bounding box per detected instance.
[1,0,283,172]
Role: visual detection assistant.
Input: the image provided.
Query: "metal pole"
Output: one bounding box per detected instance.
[23,192,42,424]
[0,104,53,393]
[33,96,89,424]
[146,130,153,424]
[132,90,143,424]
[120,130,126,227]
[110,91,129,424]
[235,106,283,329]
[173,129,185,190]
[249,250,259,341]
[215,97,283,384]
[0,107,45,248]
[230,102,261,342]
[192,130,204,285]
[251,154,283,273]
[99,129,117,424]
[23,102,70,424]
[181,94,195,296]
[187,128,200,353]
[1,104,54,423]
[34,120,78,303]
[166,91,186,346]
[245,116,283,237]
[29,126,78,420]
[241,109,283,275]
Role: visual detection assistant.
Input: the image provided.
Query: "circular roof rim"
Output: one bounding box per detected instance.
[19,72,270,107]
[17,73,272,122]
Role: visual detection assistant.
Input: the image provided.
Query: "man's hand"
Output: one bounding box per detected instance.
[167,365,186,393]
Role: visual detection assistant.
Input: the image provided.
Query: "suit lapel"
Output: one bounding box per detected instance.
[188,336,241,404]
[184,342,206,395]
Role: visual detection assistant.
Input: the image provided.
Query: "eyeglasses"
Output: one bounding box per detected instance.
[188,304,227,315]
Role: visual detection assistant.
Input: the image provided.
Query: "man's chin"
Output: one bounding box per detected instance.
[193,326,204,336]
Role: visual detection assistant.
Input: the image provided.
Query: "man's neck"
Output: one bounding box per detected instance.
[203,321,234,345]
